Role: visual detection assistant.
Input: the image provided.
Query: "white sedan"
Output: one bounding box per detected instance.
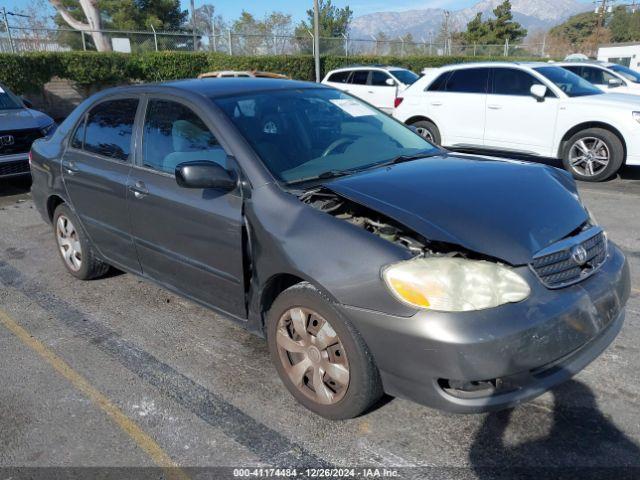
[393,62,640,181]
[557,61,640,96]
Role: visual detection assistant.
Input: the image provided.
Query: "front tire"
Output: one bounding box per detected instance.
[410,119,441,145]
[562,128,624,182]
[266,282,383,420]
[53,204,109,280]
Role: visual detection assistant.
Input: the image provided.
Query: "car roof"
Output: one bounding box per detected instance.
[436,61,553,70]
[328,65,408,72]
[555,61,616,68]
[96,77,323,99]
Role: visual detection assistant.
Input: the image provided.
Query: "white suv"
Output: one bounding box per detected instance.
[557,61,640,96]
[322,66,419,113]
[394,62,640,181]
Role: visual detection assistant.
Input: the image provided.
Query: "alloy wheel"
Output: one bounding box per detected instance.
[56,215,82,271]
[415,127,434,142]
[275,307,350,405]
[569,137,610,177]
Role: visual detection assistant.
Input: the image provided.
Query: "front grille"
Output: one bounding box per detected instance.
[531,228,607,289]
[0,128,43,156]
[0,160,30,177]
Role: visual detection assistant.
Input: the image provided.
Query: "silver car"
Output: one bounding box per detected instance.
[0,83,55,178]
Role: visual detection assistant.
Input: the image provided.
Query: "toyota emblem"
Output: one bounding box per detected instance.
[0,135,14,147]
[570,245,588,266]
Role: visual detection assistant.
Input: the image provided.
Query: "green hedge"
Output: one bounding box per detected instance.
[0,51,545,94]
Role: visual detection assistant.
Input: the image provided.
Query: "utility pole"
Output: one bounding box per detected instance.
[190,0,197,51]
[313,0,321,82]
[1,7,15,54]
[593,0,613,55]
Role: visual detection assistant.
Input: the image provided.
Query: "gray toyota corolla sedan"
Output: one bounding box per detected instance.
[29,78,630,420]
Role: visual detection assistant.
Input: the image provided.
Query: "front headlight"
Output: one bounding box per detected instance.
[382,257,530,312]
[41,122,56,137]
[633,111,640,124]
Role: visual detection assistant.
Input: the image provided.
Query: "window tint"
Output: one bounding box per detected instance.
[142,99,226,175]
[83,99,138,161]
[350,70,369,85]
[445,68,490,93]
[563,66,582,76]
[370,70,392,86]
[581,67,617,85]
[427,71,451,91]
[492,68,543,96]
[328,71,351,83]
[71,115,86,149]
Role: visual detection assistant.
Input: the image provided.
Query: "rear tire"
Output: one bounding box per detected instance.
[562,128,624,182]
[266,282,383,420]
[53,204,110,280]
[410,119,441,145]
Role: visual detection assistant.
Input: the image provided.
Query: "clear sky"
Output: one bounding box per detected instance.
[3,0,594,23]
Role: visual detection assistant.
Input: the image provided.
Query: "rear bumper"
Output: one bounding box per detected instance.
[340,244,630,413]
[0,153,30,178]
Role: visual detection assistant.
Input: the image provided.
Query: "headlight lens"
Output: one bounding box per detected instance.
[633,111,640,124]
[41,122,56,137]
[383,257,530,312]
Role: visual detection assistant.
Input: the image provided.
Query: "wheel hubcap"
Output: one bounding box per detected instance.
[416,127,434,142]
[56,215,82,271]
[569,137,610,177]
[276,307,350,405]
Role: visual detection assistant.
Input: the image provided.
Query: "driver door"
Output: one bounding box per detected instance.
[127,97,246,317]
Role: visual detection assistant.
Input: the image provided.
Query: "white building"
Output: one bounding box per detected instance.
[598,43,640,72]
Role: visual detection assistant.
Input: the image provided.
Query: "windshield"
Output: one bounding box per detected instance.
[391,69,419,85]
[0,84,24,110]
[608,64,640,83]
[534,66,603,97]
[214,88,437,184]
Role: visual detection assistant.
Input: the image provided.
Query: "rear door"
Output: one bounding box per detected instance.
[424,67,490,147]
[127,96,246,317]
[61,97,142,272]
[346,70,372,104]
[483,68,559,156]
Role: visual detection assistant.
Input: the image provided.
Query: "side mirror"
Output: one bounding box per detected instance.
[175,160,236,190]
[385,78,397,87]
[21,97,33,109]
[608,78,623,88]
[530,84,548,102]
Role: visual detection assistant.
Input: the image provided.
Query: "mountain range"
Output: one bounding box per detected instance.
[349,0,593,40]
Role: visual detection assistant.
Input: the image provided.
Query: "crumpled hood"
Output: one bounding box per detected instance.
[0,108,52,131]
[326,154,588,265]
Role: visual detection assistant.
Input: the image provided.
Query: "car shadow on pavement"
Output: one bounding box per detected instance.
[468,379,640,479]
[0,177,31,198]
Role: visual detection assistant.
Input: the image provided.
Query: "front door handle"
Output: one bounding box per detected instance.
[62,160,78,175]
[430,101,443,106]
[129,181,148,199]
[488,104,503,110]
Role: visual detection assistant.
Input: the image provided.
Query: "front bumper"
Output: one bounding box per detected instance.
[341,244,630,413]
[0,153,30,178]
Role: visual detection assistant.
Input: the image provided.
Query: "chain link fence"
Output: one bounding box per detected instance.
[0,26,547,58]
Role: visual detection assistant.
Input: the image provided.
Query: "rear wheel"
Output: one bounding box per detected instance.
[562,128,624,182]
[53,204,109,280]
[410,119,441,145]
[266,282,382,420]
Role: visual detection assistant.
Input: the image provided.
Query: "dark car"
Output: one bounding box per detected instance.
[29,79,630,420]
[0,83,55,178]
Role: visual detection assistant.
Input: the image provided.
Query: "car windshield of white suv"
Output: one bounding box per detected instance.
[0,85,24,110]
[392,69,419,85]
[534,66,603,97]
[214,88,437,184]
[608,64,640,83]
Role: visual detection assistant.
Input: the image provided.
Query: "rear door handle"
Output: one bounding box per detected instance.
[62,160,78,175]
[430,101,443,106]
[129,181,149,199]
[488,104,502,110]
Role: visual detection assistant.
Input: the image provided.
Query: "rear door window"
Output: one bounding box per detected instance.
[83,98,139,162]
[350,70,370,85]
[328,71,351,83]
[427,71,452,91]
[444,68,490,93]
